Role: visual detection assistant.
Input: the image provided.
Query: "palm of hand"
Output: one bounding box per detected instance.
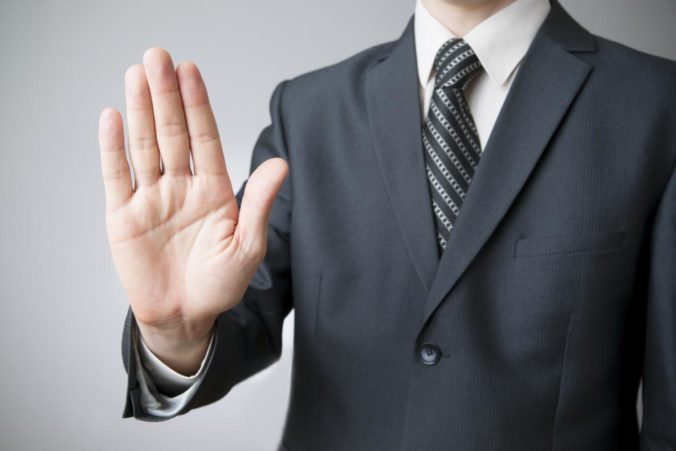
[108,174,245,326]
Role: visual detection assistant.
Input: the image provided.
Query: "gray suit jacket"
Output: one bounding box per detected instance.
[121,1,676,449]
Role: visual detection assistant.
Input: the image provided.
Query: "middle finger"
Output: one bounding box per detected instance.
[143,47,191,176]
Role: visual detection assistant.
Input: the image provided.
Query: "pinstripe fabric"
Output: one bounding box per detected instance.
[423,38,483,252]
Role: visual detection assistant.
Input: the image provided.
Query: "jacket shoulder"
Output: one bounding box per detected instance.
[589,35,676,156]
[279,37,398,107]
[590,34,676,93]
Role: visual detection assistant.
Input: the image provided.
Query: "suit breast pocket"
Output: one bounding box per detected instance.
[513,229,626,258]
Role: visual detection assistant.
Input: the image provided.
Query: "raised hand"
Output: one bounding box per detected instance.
[98,48,288,374]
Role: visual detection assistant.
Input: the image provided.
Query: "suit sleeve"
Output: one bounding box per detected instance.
[640,163,676,449]
[120,79,294,421]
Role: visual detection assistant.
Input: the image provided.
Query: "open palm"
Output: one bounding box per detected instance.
[98,48,288,357]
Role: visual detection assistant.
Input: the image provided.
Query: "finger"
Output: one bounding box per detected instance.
[99,108,132,210]
[125,64,161,186]
[176,62,229,181]
[237,158,289,258]
[143,48,191,176]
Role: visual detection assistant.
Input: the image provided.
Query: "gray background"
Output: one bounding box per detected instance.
[0,0,674,450]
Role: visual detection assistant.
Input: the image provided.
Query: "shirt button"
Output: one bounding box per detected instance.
[418,342,441,365]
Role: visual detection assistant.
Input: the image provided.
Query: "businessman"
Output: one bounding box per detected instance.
[99,0,676,449]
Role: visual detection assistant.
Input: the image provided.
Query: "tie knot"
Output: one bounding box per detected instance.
[433,38,482,90]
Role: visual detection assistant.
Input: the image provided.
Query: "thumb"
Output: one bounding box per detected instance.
[237,157,289,259]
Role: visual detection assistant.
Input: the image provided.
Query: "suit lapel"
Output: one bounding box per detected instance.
[419,0,598,329]
[366,18,440,291]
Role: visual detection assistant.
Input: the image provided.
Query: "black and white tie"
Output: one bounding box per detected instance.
[422,38,483,253]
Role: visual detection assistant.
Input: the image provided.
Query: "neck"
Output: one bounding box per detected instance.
[421,0,518,36]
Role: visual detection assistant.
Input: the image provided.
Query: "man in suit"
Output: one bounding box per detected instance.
[98,0,676,448]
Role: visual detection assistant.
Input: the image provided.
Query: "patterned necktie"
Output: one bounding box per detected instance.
[422,38,483,253]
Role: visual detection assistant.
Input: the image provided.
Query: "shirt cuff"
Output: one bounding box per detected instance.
[131,324,215,418]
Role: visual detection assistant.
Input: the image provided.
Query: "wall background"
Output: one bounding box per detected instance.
[0,1,674,450]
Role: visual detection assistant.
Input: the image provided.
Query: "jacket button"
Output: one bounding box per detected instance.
[418,342,441,365]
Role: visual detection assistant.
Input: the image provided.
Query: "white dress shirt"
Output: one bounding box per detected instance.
[134,0,551,416]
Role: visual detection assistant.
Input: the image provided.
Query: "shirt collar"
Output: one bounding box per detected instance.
[414,0,551,87]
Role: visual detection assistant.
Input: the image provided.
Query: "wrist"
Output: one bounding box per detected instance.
[135,316,215,376]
